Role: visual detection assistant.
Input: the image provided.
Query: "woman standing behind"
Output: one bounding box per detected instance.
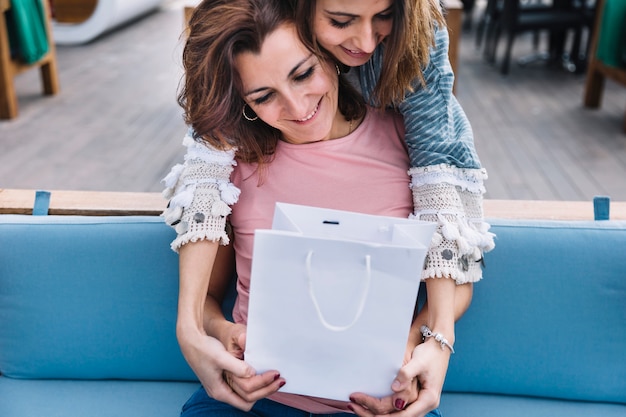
[291,3,492,416]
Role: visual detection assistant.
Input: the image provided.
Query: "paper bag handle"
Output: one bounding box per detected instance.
[305,251,371,332]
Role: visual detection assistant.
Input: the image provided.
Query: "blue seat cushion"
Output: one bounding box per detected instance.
[0,377,199,417]
[441,393,626,417]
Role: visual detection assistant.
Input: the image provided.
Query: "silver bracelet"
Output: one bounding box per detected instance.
[420,325,455,354]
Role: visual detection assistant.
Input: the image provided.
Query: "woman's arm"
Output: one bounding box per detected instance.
[176,240,255,411]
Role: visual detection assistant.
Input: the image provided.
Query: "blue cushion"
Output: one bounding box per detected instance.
[444,219,626,405]
[441,392,626,417]
[0,215,196,381]
[0,377,199,417]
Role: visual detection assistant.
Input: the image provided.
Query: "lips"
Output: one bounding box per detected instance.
[340,45,371,61]
[295,100,320,123]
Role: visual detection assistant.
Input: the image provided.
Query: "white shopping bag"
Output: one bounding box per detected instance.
[245,203,435,401]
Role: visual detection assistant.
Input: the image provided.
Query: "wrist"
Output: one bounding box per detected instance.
[420,324,455,354]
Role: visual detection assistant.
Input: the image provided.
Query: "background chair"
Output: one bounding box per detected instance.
[583,0,626,132]
[1,0,59,119]
[486,0,589,74]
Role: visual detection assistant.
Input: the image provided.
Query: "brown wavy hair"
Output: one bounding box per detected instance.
[178,0,365,163]
[294,0,445,107]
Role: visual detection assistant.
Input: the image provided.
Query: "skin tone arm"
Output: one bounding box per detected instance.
[350,279,473,417]
[176,240,284,412]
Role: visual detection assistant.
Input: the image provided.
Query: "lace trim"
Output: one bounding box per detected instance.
[161,134,239,252]
[409,164,488,195]
[410,177,496,284]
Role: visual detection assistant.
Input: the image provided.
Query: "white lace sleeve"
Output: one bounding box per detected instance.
[409,164,496,284]
[161,130,240,252]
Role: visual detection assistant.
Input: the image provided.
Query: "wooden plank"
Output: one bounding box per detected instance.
[0,189,167,216]
[2,189,626,221]
[484,199,626,220]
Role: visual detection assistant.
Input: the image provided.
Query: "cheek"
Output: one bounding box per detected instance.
[314,20,344,50]
[253,106,281,129]
[378,21,393,38]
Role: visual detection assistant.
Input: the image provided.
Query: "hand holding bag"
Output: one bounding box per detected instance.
[245,203,435,401]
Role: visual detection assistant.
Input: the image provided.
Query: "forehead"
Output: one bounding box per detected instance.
[235,24,310,87]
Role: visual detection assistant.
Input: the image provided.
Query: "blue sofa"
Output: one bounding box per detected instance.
[1,201,625,416]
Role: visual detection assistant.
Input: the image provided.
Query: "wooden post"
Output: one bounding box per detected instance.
[443,0,463,95]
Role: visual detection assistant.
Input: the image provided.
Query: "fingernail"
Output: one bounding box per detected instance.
[279,381,286,388]
[391,379,401,390]
[347,404,355,412]
[395,399,406,410]
[349,396,356,403]
[273,373,280,381]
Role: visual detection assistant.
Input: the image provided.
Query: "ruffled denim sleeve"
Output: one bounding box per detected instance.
[161,129,240,252]
[359,27,495,284]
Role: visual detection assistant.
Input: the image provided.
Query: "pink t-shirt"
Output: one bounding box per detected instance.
[229,108,412,413]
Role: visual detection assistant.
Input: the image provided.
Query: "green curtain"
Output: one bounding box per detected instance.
[5,0,49,64]
[596,0,626,69]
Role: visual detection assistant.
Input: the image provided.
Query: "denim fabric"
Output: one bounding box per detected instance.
[181,387,443,417]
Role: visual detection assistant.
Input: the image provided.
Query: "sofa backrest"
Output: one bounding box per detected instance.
[0,215,196,381]
[445,219,626,405]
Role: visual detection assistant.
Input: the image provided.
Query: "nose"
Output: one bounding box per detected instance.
[282,91,309,120]
[352,22,379,54]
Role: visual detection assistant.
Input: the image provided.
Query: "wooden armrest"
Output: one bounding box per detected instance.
[2,189,626,220]
[0,189,166,216]
[484,199,626,220]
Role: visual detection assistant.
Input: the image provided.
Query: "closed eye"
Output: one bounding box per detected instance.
[294,66,315,82]
[252,92,273,105]
[329,18,351,29]
[376,12,393,21]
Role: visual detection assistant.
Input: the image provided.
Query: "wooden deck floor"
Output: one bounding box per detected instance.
[1,2,625,201]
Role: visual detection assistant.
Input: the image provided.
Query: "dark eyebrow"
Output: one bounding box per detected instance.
[323,10,357,18]
[322,4,393,18]
[243,54,314,97]
[288,54,313,78]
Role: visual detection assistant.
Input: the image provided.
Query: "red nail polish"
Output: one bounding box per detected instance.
[273,373,280,381]
[279,381,286,388]
[395,399,406,410]
[347,404,355,412]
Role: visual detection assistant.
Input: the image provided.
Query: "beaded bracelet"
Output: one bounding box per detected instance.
[420,325,455,354]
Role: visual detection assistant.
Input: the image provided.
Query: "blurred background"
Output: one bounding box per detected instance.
[1,0,625,201]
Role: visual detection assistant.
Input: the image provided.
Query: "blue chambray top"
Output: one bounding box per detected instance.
[358,26,482,170]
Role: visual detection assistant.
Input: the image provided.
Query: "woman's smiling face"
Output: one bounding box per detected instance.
[313,0,394,67]
[235,23,344,144]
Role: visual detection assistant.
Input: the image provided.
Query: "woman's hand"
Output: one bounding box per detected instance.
[348,338,450,416]
[178,324,285,412]
[219,323,286,407]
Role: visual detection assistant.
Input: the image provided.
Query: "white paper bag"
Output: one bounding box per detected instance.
[245,203,435,401]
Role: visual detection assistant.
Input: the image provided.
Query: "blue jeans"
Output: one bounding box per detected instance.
[181,387,443,417]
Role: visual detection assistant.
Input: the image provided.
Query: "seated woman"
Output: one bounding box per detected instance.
[173,1,475,416]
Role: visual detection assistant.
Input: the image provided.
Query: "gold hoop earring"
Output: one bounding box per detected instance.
[242,104,258,121]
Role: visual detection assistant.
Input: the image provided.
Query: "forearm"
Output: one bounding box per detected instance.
[176,240,219,347]
[408,282,472,349]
